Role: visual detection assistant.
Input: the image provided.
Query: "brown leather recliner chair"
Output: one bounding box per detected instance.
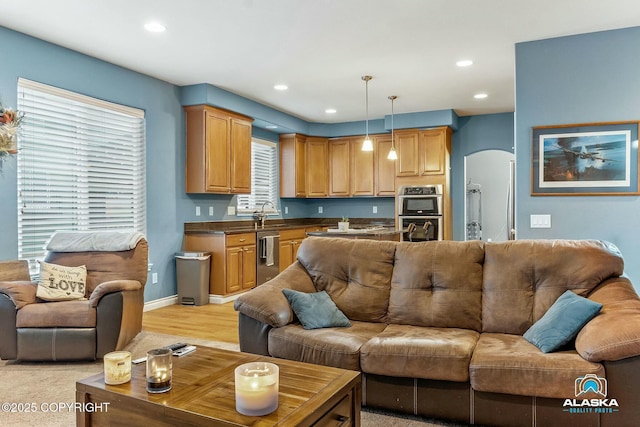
[0,232,148,361]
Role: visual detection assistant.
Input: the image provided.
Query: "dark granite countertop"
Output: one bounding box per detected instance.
[184,218,395,235]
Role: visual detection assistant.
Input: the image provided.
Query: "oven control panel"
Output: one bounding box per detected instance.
[400,185,442,196]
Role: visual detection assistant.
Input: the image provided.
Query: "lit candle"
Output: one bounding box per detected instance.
[146,348,172,393]
[235,362,279,416]
[104,351,131,385]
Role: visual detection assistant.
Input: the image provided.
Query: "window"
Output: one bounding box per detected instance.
[17,78,146,266]
[237,139,278,215]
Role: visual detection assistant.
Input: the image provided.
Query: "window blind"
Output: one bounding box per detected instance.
[237,139,278,214]
[17,78,146,265]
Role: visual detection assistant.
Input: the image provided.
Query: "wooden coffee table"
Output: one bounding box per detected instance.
[76,346,361,427]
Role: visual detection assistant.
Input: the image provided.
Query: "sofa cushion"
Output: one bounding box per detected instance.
[282,289,351,330]
[482,240,624,335]
[523,290,602,353]
[268,320,387,370]
[296,237,396,322]
[360,324,480,382]
[16,300,96,328]
[36,261,87,301]
[470,333,604,399]
[388,240,484,331]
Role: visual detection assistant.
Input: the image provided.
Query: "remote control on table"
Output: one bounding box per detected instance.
[173,345,196,357]
[164,342,188,351]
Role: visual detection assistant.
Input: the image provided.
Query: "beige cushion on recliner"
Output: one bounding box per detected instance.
[16,300,96,328]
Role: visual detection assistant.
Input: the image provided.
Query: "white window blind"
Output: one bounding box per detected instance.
[17,78,146,265]
[237,139,278,214]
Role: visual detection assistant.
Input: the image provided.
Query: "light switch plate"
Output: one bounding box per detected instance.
[284,206,289,214]
[530,214,551,228]
[373,206,378,214]
[227,206,235,216]
[318,206,323,214]
[209,206,214,216]
[152,273,158,284]
[195,206,201,216]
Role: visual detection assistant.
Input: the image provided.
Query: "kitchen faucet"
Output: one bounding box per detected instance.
[254,201,276,229]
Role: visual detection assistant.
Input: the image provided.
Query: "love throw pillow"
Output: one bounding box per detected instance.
[36,261,87,301]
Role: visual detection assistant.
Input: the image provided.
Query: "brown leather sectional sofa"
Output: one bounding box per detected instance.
[235,237,640,427]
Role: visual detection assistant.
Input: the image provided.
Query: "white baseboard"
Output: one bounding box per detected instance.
[144,292,247,311]
[209,292,246,305]
[144,295,178,311]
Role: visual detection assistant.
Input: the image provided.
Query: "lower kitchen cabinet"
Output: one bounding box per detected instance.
[279,228,307,272]
[184,232,256,296]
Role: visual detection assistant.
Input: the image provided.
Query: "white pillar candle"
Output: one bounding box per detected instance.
[103,351,131,385]
[235,362,279,416]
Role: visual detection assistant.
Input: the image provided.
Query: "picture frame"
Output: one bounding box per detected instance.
[531,121,640,196]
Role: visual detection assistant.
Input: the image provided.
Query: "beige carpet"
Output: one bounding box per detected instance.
[0,331,463,427]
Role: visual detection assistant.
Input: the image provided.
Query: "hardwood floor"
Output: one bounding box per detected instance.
[142,302,239,344]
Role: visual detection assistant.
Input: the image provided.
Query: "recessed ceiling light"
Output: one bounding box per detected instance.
[456,60,473,67]
[325,108,337,114]
[474,93,488,99]
[274,84,288,91]
[265,125,278,129]
[144,22,166,33]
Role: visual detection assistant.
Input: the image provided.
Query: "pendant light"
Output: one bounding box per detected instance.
[387,95,398,160]
[361,75,373,152]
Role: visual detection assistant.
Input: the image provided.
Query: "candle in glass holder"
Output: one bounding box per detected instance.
[235,362,279,416]
[104,351,131,385]
[146,348,172,393]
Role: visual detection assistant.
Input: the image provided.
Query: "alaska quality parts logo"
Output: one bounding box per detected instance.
[562,374,620,414]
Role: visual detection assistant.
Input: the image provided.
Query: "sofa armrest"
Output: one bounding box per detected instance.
[88,280,142,308]
[234,262,316,327]
[576,276,640,362]
[0,281,37,309]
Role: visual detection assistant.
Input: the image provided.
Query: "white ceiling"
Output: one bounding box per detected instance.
[2,0,640,124]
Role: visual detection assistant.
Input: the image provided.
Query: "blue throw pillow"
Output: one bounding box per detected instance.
[282,289,351,330]
[523,290,603,353]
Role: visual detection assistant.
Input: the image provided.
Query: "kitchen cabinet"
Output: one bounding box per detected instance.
[329,138,374,197]
[279,228,307,272]
[395,126,452,177]
[280,134,328,198]
[280,134,307,197]
[395,130,420,177]
[184,105,253,194]
[306,137,329,197]
[374,135,396,196]
[184,232,256,296]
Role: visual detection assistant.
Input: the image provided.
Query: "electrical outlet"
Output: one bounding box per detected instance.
[318,206,323,214]
[284,206,289,214]
[152,273,158,284]
[209,206,214,216]
[373,206,378,214]
[195,206,201,216]
[227,206,236,216]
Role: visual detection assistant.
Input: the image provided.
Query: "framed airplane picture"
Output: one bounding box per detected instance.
[531,121,640,196]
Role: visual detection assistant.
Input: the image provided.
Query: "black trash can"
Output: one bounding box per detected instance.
[175,252,211,306]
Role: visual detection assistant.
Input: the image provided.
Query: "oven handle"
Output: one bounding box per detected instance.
[398,215,442,220]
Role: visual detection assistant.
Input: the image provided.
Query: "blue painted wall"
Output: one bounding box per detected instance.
[515,27,640,289]
[451,113,515,240]
[0,26,184,302]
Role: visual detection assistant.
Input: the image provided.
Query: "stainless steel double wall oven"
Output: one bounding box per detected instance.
[398,185,443,242]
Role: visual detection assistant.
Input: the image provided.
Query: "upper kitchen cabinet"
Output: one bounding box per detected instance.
[280,133,307,197]
[305,137,329,197]
[280,134,328,198]
[374,135,396,196]
[328,137,374,197]
[395,126,452,177]
[184,105,253,194]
